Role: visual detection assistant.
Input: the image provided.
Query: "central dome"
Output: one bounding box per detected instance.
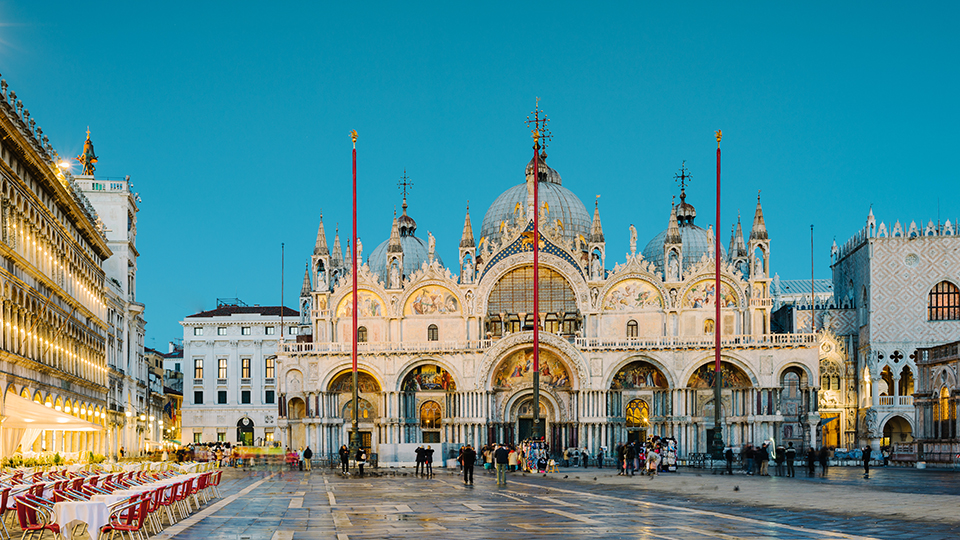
[479,156,591,249]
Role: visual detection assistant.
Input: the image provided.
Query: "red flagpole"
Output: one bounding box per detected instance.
[532,126,541,440]
[713,130,723,457]
[350,130,360,454]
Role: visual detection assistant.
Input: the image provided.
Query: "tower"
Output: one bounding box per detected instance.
[588,198,605,281]
[330,226,345,289]
[748,192,771,334]
[312,214,330,291]
[663,202,683,282]
[385,212,404,289]
[728,213,748,278]
[459,203,475,284]
[299,262,312,327]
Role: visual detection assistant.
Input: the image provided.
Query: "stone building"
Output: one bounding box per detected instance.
[277,138,820,463]
[0,76,112,456]
[179,300,298,446]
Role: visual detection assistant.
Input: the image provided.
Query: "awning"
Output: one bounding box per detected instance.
[1,393,104,431]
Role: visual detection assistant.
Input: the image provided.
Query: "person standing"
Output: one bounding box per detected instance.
[356,448,366,478]
[581,448,589,468]
[460,444,476,485]
[424,445,435,477]
[784,442,797,478]
[494,444,510,486]
[724,446,734,475]
[743,445,754,475]
[758,443,770,476]
[805,447,816,477]
[303,446,313,471]
[563,447,570,468]
[774,444,786,477]
[415,446,425,476]
[597,447,605,469]
[818,446,829,476]
[625,443,636,476]
[339,444,350,473]
[862,445,872,478]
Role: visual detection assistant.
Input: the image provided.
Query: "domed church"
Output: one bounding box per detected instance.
[277,135,820,465]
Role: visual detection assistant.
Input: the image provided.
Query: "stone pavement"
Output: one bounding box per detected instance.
[150,465,960,540]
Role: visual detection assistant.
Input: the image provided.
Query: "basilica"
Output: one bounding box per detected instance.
[275,144,821,464]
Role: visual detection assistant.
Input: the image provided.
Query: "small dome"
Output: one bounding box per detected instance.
[368,235,442,284]
[642,223,726,271]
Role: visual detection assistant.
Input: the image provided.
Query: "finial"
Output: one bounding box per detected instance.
[526,98,549,150]
[715,129,722,147]
[86,126,91,139]
[398,169,413,201]
[674,161,692,194]
[350,130,358,148]
[595,195,600,208]
[757,190,761,202]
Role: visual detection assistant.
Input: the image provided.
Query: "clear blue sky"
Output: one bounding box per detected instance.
[2,2,957,347]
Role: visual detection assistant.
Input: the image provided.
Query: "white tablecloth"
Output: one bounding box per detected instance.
[54,500,108,540]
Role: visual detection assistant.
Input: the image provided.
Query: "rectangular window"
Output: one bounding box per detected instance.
[217,432,225,442]
[265,358,275,379]
[265,390,275,404]
[241,327,251,335]
[288,326,299,335]
[241,358,251,379]
[193,327,203,336]
[217,327,227,336]
[194,391,203,404]
[241,390,251,404]
[175,362,181,372]
[218,390,227,404]
[218,358,228,379]
[193,432,202,444]
[265,326,275,335]
[264,431,274,442]
[193,359,203,379]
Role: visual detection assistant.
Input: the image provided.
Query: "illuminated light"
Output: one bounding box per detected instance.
[64,406,71,413]
[125,410,132,417]
[58,161,72,169]
[80,408,86,415]
[55,405,62,411]
[139,414,146,421]
[149,415,155,421]
[44,402,52,408]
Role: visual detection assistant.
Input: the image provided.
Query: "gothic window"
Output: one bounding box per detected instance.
[625,399,649,428]
[626,319,638,338]
[420,400,442,443]
[928,281,960,321]
[427,324,438,341]
[357,326,368,343]
[820,362,841,391]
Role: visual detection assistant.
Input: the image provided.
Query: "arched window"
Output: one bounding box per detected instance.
[625,399,650,428]
[929,281,960,321]
[357,326,368,343]
[420,400,442,443]
[626,320,638,338]
[937,387,955,439]
[427,324,439,341]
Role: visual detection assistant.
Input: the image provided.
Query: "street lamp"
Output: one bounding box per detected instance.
[125,410,132,418]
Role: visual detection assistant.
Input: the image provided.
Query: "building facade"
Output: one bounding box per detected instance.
[76,161,152,456]
[277,145,821,463]
[179,301,298,446]
[0,76,112,457]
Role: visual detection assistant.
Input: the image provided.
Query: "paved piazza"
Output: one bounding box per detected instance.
[148,466,960,540]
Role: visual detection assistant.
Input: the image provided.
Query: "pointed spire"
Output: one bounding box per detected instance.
[300,262,311,295]
[728,212,747,259]
[665,202,682,245]
[313,213,329,255]
[460,202,475,248]
[330,226,343,267]
[750,191,768,241]
[590,197,604,243]
[388,209,403,253]
[344,240,352,273]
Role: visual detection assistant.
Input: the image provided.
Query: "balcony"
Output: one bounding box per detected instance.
[750,297,774,308]
[879,396,914,407]
[264,378,275,386]
[193,379,203,386]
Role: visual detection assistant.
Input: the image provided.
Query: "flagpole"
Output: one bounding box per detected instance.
[532,122,541,442]
[350,130,361,458]
[712,130,723,459]
[811,225,815,333]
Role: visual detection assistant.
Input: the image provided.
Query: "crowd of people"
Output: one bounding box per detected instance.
[724,442,879,478]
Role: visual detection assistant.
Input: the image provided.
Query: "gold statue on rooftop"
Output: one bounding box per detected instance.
[76,127,98,175]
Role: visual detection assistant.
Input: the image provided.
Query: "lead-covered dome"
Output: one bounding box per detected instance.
[368,203,442,284]
[479,155,591,249]
[642,224,725,270]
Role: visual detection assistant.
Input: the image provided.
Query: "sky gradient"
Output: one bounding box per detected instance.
[1,2,957,347]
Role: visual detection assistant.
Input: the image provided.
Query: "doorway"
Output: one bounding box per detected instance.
[237,418,254,446]
[627,430,646,445]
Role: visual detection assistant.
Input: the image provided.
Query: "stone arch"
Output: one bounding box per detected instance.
[597,273,669,311]
[287,397,306,420]
[475,253,591,316]
[326,368,383,394]
[605,354,674,389]
[501,386,565,423]
[477,331,589,390]
[678,275,745,309]
[880,413,914,443]
[681,356,756,389]
[399,281,464,317]
[284,369,304,395]
[778,361,816,387]
[333,288,386,319]
[396,358,460,393]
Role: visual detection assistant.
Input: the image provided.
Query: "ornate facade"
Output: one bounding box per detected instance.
[277,144,820,463]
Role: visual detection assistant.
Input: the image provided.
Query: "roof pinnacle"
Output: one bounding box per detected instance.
[460,202,475,248]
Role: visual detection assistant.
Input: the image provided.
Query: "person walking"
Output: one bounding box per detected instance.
[625,443,636,476]
[356,447,366,478]
[818,446,829,477]
[785,442,797,477]
[805,447,816,477]
[743,445,754,475]
[508,446,518,472]
[460,444,476,485]
[424,445,435,477]
[563,447,571,468]
[616,444,626,475]
[303,446,313,471]
[415,446,425,476]
[339,444,350,473]
[494,443,510,486]
[724,446,734,475]
[862,445,873,478]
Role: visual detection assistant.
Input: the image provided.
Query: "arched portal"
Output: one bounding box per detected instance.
[625,399,650,445]
[287,397,306,449]
[328,370,381,452]
[511,395,555,443]
[883,415,914,446]
[237,417,254,446]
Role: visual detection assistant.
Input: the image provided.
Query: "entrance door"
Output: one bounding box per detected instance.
[361,432,372,451]
[237,418,254,446]
[706,428,718,453]
[518,419,533,442]
[627,430,646,445]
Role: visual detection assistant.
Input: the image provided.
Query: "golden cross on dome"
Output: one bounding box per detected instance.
[674,160,692,192]
[398,169,413,201]
[525,97,549,148]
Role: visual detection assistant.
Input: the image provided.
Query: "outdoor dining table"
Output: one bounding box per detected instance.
[53,500,109,540]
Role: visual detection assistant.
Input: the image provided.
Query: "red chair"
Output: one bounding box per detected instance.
[143,488,164,534]
[9,472,23,486]
[99,497,149,540]
[68,479,83,493]
[190,474,208,508]
[27,484,44,499]
[13,495,61,540]
[172,481,191,521]
[0,486,11,540]
[156,485,179,526]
